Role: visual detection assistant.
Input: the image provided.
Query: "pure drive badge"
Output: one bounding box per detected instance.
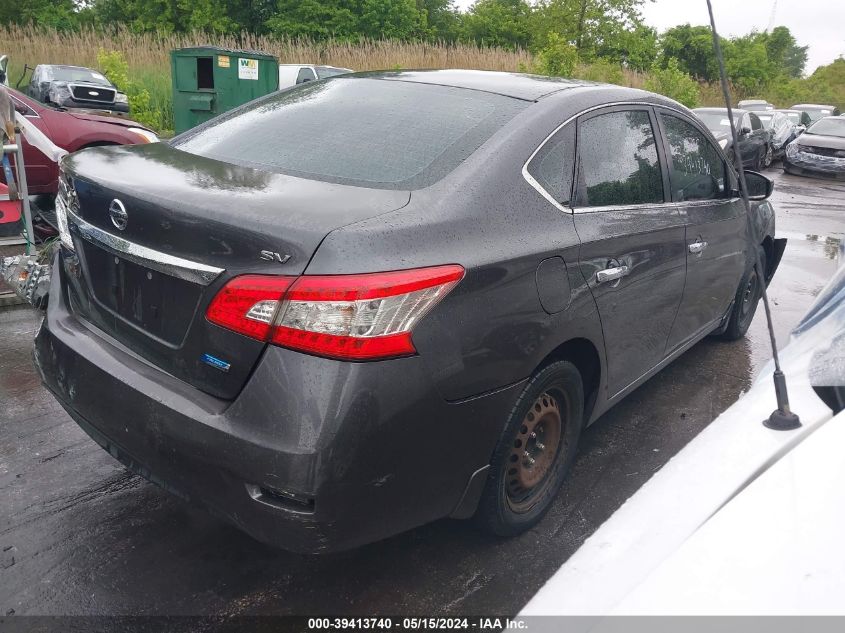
[201,353,231,372]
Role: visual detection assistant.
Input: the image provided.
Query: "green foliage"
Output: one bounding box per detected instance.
[723,33,771,95]
[97,49,164,130]
[358,0,427,40]
[574,58,623,85]
[658,24,719,81]
[265,0,359,40]
[531,0,654,67]
[643,57,700,107]
[461,0,533,51]
[534,33,578,77]
[764,26,807,80]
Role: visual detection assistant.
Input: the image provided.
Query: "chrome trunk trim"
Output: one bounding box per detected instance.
[67,209,224,286]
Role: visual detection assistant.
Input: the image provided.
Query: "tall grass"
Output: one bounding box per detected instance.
[3,24,755,134]
[3,24,537,132]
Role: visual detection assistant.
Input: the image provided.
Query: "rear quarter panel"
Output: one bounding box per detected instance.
[305,90,626,403]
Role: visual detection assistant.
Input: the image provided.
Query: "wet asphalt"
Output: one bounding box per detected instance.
[0,168,842,619]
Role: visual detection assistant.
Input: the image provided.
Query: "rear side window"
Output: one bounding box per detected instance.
[575,110,664,207]
[750,114,762,130]
[174,78,527,190]
[527,125,575,206]
[660,114,726,202]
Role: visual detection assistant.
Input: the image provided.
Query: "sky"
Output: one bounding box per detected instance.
[453,0,845,75]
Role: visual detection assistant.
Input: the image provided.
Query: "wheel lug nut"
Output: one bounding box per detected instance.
[536,442,545,451]
[530,432,537,439]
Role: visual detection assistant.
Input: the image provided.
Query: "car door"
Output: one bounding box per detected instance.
[572,106,687,398]
[5,95,53,191]
[656,111,747,354]
[736,113,761,166]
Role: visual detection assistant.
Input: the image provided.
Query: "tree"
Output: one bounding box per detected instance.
[265,0,359,39]
[764,26,807,79]
[533,0,651,62]
[723,32,772,95]
[461,0,533,50]
[358,0,427,40]
[0,0,88,30]
[658,24,719,81]
[643,57,699,107]
[418,0,461,41]
[534,32,578,76]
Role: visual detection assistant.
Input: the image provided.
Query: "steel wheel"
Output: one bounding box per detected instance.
[739,266,760,321]
[505,391,567,514]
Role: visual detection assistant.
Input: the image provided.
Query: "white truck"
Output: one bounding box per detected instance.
[278,64,352,89]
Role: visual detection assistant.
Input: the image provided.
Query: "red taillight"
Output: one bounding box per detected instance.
[205,275,295,340]
[206,265,464,360]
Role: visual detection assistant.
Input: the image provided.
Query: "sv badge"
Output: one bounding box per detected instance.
[259,250,291,264]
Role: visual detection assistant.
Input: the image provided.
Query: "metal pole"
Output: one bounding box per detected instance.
[705,0,800,431]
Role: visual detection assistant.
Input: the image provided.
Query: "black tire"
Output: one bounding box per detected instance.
[721,247,766,341]
[474,361,584,536]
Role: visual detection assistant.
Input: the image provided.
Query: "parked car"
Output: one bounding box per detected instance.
[755,110,797,159]
[783,116,845,180]
[693,107,772,169]
[522,259,845,616]
[1,88,157,195]
[737,98,775,111]
[791,103,842,123]
[773,108,811,133]
[278,64,352,89]
[36,70,783,553]
[26,64,129,114]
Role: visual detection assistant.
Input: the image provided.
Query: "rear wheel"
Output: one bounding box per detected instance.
[474,361,583,536]
[721,248,766,341]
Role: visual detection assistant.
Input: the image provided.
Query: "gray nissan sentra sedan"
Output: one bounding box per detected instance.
[35,70,784,552]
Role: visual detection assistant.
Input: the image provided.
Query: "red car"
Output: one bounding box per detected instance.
[3,88,158,195]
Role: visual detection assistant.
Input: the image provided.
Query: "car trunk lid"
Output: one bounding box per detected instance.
[61,143,410,399]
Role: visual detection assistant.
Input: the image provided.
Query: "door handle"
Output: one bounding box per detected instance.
[689,241,708,254]
[596,265,630,284]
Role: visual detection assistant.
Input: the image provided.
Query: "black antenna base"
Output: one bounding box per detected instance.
[763,370,801,431]
[764,408,801,431]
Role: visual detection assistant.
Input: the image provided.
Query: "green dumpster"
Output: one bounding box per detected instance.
[171,46,279,134]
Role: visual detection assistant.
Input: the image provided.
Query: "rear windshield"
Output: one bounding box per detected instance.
[694,111,736,131]
[316,66,350,79]
[173,77,528,189]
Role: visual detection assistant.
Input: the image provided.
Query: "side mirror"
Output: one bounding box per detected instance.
[796,125,806,135]
[744,171,774,201]
[740,126,752,136]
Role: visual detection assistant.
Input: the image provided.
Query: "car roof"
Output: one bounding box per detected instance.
[37,64,97,71]
[346,69,589,101]
[792,103,836,109]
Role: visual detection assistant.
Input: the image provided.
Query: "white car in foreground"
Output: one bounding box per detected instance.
[522,261,845,618]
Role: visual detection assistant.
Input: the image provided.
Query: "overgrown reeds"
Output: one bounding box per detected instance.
[3,24,751,134]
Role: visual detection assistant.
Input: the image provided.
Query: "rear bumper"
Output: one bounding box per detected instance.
[34,255,521,552]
